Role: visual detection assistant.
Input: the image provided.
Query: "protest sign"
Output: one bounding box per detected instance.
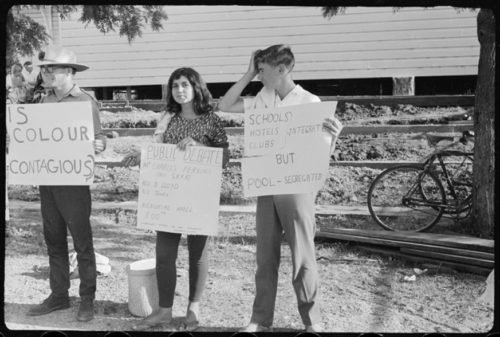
[242,101,337,197]
[6,102,95,185]
[137,143,223,236]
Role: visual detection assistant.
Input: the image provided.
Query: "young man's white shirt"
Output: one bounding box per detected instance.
[243,84,320,110]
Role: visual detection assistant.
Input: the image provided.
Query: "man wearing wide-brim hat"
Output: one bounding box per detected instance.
[26,45,106,322]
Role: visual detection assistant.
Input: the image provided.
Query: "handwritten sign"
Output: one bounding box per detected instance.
[242,101,337,197]
[137,143,223,236]
[6,102,95,185]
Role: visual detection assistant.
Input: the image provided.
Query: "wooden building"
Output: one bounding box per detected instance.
[20,5,479,98]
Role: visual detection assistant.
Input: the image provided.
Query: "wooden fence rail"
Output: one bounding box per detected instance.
[97,121,473,169]
[103,122,473,138]
[99,94,475,112]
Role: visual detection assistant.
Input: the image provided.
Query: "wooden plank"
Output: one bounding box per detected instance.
[330,161,419,169]
[103,128,155,137]
[108,94,475,106]
[102,122,474,138]
[341,123,473,135]
[80,37,477,64]
[100,106,133,113]
[321,95,475,107]
[100,95,474,111]
[316,230,425,249]
[400,248,494,268]
[318,228,494,253]
[317,232,494,271]
[355,245,492,275]
[315,204,427,216]
[85,46,478,70]
[315,205,370,216]
[393,240,494,261]
[94,159,434,171]
[317,228,494,260]
[95,161,125,168]
[70,24,476,53]
[90,55,479,80]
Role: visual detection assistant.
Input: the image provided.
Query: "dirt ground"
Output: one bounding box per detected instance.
[3,104,494,333]
[3,208,494,333]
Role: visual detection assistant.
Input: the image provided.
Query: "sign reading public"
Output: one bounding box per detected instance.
[137,143,223,236]
[6,102,95,185]
[242,101,337,197]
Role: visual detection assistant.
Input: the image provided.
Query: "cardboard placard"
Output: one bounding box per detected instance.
[242,101,337,197]
[6,102,95,185]
[137,143,223,236]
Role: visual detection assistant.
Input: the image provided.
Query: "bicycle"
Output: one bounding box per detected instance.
[367,130,474,232]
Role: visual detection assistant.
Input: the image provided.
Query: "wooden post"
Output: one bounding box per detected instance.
[126,86,132,101]
[392,76,415,96]
[161,84,169,102]
[103,87,110,100]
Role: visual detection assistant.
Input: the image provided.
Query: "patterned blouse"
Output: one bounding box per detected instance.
[163,111,228,149]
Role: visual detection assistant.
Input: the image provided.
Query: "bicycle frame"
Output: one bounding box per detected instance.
[402,171,446,208]
[423,150,474,216]
[401,150,473,216]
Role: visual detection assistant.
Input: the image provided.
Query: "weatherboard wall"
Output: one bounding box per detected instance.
[22,6,479,88]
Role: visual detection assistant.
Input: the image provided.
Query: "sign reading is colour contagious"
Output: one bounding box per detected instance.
[6,102,95,185]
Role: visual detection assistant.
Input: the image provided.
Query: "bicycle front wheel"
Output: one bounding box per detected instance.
[367,165,446,231]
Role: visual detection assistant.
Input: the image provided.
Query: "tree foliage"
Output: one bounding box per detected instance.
[6,5,167,66]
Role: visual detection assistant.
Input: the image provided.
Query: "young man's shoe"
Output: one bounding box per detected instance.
[239,322,271,332]
[76,297,94,322]
[27,294,70,316]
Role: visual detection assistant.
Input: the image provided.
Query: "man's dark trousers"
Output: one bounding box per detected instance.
[39,185,96,299]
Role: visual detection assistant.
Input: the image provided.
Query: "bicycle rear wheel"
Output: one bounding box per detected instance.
[367,165,446,231]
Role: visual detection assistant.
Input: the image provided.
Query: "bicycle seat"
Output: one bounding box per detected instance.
[425,133,456,147]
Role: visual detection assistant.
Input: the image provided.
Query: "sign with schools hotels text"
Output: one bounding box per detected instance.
[242,101,337,197]
[137,143,223,236]
[6,102,95,185]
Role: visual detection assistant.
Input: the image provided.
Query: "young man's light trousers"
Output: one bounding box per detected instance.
[250,192,320,327]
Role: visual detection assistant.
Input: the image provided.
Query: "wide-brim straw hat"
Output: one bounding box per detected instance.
[37,45,89,72]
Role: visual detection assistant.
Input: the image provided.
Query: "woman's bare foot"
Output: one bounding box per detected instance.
[132,307,173,330]
[181,302,199,330]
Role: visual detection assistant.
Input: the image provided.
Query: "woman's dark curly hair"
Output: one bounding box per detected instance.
[166,67,213,115]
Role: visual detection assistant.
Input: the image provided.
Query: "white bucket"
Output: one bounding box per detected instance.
[126,258,159,317]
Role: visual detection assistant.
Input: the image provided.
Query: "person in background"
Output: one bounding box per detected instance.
[24,45,106,322]
[122,67,229,331]
[8,63,27,104]
[23,61,40,91]
[30,72,47,103]
[6,66,13,93]
[218,44,343,333]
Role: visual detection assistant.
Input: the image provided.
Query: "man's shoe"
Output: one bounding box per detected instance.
[76,298,94,322]
[239,322,271,332]
[27,294,70,316]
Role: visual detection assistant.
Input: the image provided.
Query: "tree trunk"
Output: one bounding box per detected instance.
[472,9,495,238]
